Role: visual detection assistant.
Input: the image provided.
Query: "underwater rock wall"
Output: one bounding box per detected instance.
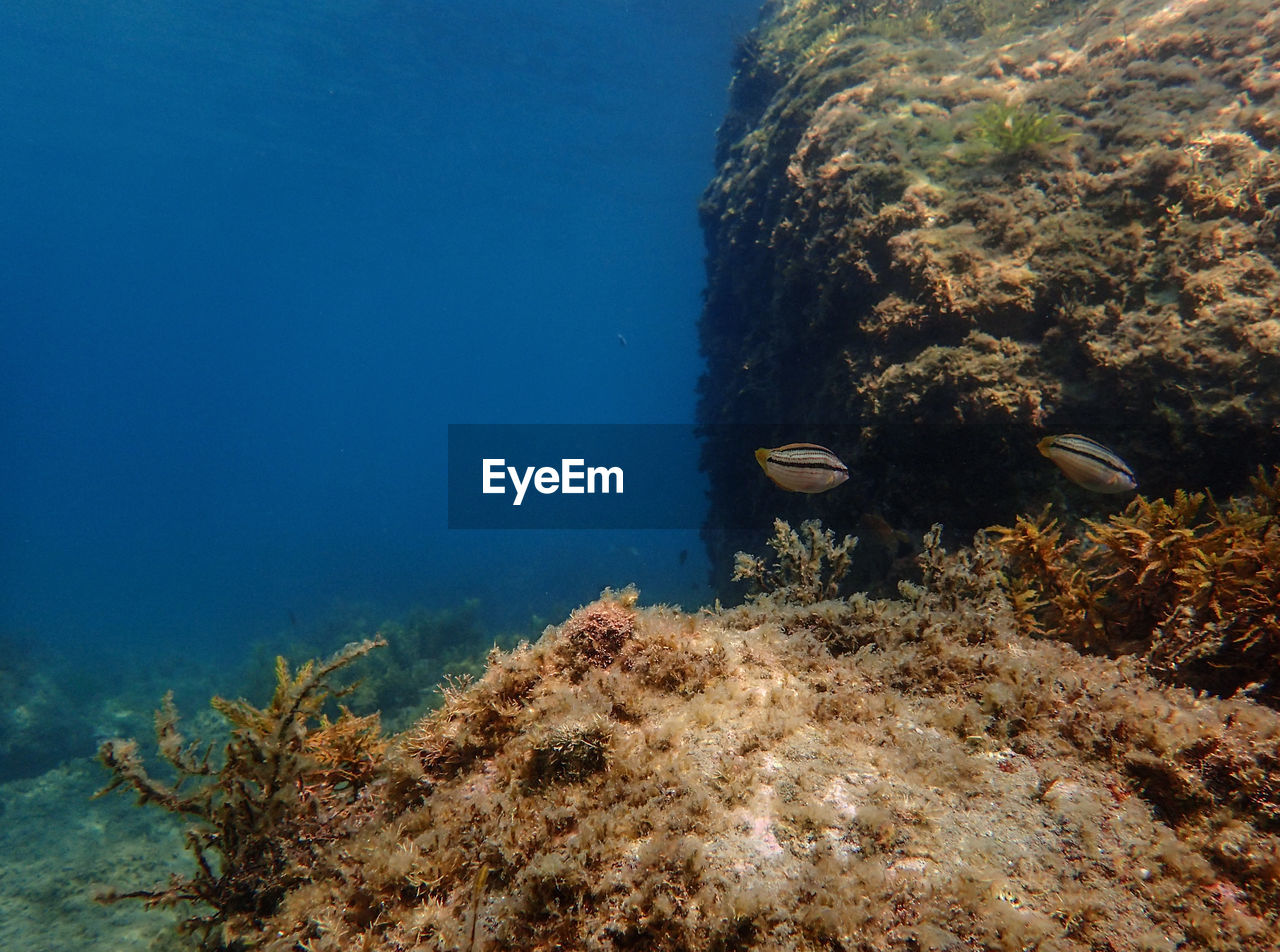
[697,0,1280,573]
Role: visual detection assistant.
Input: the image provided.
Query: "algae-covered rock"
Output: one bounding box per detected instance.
[99,563,1280,950]
[698,0,1280,575]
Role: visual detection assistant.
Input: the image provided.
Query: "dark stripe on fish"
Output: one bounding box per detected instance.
[770,454,846,472]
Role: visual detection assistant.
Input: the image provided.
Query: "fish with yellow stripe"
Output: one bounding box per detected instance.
[1037,434,1137,493]
[755,443,849,493]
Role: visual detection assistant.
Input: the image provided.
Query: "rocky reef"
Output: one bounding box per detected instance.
[697,0,1280,577]
[98,519,1280,951]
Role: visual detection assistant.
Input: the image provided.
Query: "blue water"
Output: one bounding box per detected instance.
[1,0,760,664]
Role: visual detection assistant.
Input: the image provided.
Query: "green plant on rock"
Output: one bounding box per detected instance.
[733,518,857,605]
[96,637,386,948]
[970,100,1069,156]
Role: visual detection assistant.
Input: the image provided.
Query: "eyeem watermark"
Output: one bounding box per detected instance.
[483,458,623,506]
[448,424,704,529]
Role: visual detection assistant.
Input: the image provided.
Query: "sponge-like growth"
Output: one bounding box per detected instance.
[527,717,612,785]
[559,588,637,671]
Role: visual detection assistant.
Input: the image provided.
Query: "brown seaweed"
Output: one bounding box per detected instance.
[992,466,1280,704]
[95,637,385,947]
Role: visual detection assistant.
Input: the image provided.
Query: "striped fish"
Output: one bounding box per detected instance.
[755,443,849,493]
[1037,434,1137,494]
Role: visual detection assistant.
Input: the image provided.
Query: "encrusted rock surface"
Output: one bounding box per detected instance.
[697,0,1280,574]
[103,567,1280,951]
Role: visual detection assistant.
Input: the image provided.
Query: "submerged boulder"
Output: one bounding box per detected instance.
[99,558,1280,950]
[697,0,1280,578]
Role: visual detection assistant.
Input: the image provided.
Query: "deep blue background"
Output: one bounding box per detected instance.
[1,0,761,661]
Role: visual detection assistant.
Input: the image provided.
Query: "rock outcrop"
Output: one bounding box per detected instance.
[697,0,1280,579]
[97,543,1280,950]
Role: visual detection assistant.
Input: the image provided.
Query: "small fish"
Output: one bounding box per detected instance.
[1037,434,1136,493]
[755,443,849,493]
[617,333,628,347]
